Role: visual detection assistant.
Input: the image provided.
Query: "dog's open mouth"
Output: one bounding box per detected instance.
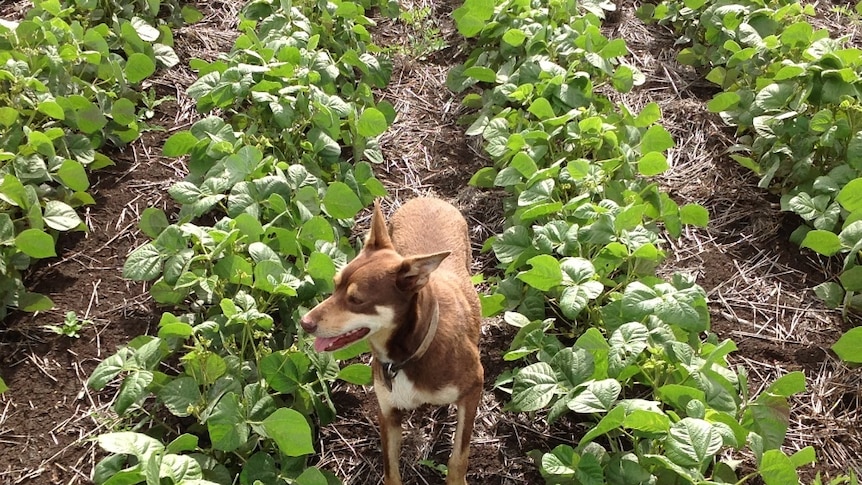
[313,327,371,352]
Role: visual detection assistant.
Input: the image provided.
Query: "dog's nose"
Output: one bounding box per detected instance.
[299,314,317,333]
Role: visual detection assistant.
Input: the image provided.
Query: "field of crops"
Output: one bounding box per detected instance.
[0,0,860,483]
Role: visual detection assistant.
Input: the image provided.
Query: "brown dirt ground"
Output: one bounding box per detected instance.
[1,0,860,484]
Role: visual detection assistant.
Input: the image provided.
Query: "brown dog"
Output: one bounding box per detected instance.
[300,197,483,485]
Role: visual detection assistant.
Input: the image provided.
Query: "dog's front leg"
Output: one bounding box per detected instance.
[446,386,482,485]
[379,404,404,485]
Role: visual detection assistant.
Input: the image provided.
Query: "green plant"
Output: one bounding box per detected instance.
[0,0,188,318]
[811,470,860,485]
[643,0,862,315]
[448,0,812,482]
[43,310,92,338]
[419,459,448,477]
[832,326,862,364]
[89,0,392,482]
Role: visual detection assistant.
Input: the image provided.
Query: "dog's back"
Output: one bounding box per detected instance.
[389,197,472,275]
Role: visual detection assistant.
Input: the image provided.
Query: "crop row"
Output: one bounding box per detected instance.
[643,0,862,320]
[88,0,394,483]
[451,0,814,482]
[0,0,191,322]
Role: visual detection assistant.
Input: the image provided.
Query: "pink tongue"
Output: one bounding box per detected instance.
[314,336,341,352]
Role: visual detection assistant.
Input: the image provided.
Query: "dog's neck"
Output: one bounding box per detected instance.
[370,288,439,390]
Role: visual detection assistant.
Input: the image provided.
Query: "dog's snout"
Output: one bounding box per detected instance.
[299,314,317,333]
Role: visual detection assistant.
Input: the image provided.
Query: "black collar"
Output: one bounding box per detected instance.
[379,301,439,391]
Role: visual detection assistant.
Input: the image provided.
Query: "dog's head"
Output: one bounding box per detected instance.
[300,201,449,353]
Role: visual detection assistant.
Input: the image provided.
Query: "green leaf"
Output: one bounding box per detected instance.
[126,53,156,84]
[37,100,65,120]
[88,349,131,390]
[541,444,577,477]
[115,370,154,414]
[707,92,740,113]
[551,347,594,389]
[0,213,12,245]
[612,64,636,92]
[567,379,622,413]
[664,417,723,467]
[0,174,26,207]
[44,200,82,231]
[833,327,862,363]
[0,377,7,393]
[295,467,330,485]
[214,255,253,286]
[760,449,799,485]
[813,281,844,309]
[140,208,169,239]
[182,5,204,23]
[337,363,372,385]
[800,230,842,256]
[640,125,675,153]
[517,254,563,291]
[749,393,790,450]
[0,107,18,127]
[637,152,668,176]
[323,182,363,219]
[560,281,603,318]
[502,28,527,46]
[123,243,162,280]
[470,167,497,187]
[112,98,137,126]
[98,432,164,461]
[357,108,388,137]
[578,404,626,446]
[464,66,497,83]
[754,83,794,111]
[57,160,90,192]
[208,393,248,452]
[609,322,649,376]
[77,102,107,134]
[159,377,201,417]
[528,98,556,120]
[307,251,337,281]
[839,266,862,293]
[510,362,558,412]
[261,408,315,456]
[836,178,862,211]
[810,109,833,132]
[260,351,307,393]
[154,43,180,68]
[453,0,495,37]
[15,229,56,259]
[159,454,204,482]
[131,16,160,41]
[634,103,661,127]
[624,409,671,434]
[680,204,709,227]
[847,134,862,171]
[18,292,53,312]
[766,371,806,397]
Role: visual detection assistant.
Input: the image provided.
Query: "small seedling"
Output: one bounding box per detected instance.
[418,459,448,477]
[44,311,92,338]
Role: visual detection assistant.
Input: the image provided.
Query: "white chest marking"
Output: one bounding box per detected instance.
[376,372,459,411]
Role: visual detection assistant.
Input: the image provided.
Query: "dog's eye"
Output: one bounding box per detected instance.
[347,294,363,305]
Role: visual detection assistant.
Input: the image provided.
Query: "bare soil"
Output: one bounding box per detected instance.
[1,0,860,484]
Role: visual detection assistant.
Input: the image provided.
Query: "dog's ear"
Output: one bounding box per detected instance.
[397,251,450,292]
[364,199,394,251]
